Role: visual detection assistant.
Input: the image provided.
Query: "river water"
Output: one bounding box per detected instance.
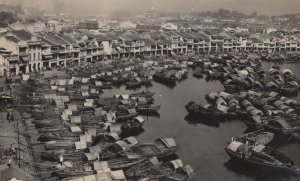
[102,62,300,181]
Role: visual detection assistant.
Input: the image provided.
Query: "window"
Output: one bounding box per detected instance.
[33,53,36,61]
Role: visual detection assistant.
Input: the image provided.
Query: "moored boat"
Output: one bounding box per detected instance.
[120,137,179,159]
[225,141,300,174]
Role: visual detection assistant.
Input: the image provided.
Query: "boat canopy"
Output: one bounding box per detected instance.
[274,100,284,107]
[266,82,278,88]
[282,69,293,76]
[248,90,263,97]
[207,92,219,100]
[274,118,291,129]
[170,159,184,170]
[224,79,232,85]
[268,91,279,98]
[160,138,177,148]
[216,97,227,105]
[289,81,299,87]
[93,161,110,173]
[107,132,120,141]
[64,109,72,116]
[95,81,103,86]
[75,141,87,150]
[115,140,130,151]
[137,97,147,102]
[70,126,81,133]
[85,153,99,161]
[149,157,160,166]
[68,104,78,111]
[254,81,264,89]
[251,115,262,123]
[250,109,263,116]
[110,170,126,180]
[133,116,145,124]
[70,116,81,124]
[82,78,90,83]
[124,136,139,147]
[245,67,254,73]
[183,165,194,176]
[252,144,265,153]
[227,141,243,152]
[109,124,121,133]
[268,68,279,74]
[217,104,229,113]
[127,108,137,114]
[219,92,231,100]
[89,145,102,154]
[280,96,297,105]
[104,112,116,123]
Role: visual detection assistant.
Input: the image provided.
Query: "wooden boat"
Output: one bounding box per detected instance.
[140,78,153,86]
[136,104,161,114]
[126,80,142,89]
[53,168,94,179]
[232,130,274,146]
[120,138,179,158]
[116,109,139,122]
[125,157,193,181]
[159,160,193,181]
[153,72,177,86]
[121,116,145,132]
[193,69,203,78]
[43,140,75,150]
[130,91,155,98]
[185,101,226,117]
[41,150,85,162]
[125,157,161,178]
[107,157,147,170]
[225,141,300,174]
[262,116,300,139]
[280,83,299,94]
[185,101,212,116]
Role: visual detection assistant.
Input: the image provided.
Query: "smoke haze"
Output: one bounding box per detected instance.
[2,0,300,15]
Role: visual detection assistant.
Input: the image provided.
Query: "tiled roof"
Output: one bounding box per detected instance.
[250,38,263,43]
[11,30,32,41]
[58,34,77,44]
[41,36,60,46]
[141,38,156,45]
[95,35,112,41]
[5,36,20,43]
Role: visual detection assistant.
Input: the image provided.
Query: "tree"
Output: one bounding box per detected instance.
[0,11,18,24]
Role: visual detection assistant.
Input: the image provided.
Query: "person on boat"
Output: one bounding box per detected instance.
[7,158,12,167]
[96,153,100,161]
[59,155,64,166]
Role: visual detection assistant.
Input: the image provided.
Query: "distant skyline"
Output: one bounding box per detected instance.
[1,0,300,16]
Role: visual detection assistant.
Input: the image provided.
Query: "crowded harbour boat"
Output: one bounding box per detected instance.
[0,51,300,180]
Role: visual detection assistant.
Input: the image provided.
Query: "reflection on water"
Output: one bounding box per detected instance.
[102,63,300,181]
[184,114,220,128]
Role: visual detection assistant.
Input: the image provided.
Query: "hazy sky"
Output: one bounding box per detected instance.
[4,0,300,15]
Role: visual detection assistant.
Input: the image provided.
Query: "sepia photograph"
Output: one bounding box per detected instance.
[0,0,300,180]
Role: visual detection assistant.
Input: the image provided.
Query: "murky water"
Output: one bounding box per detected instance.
[102,62,300,181]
